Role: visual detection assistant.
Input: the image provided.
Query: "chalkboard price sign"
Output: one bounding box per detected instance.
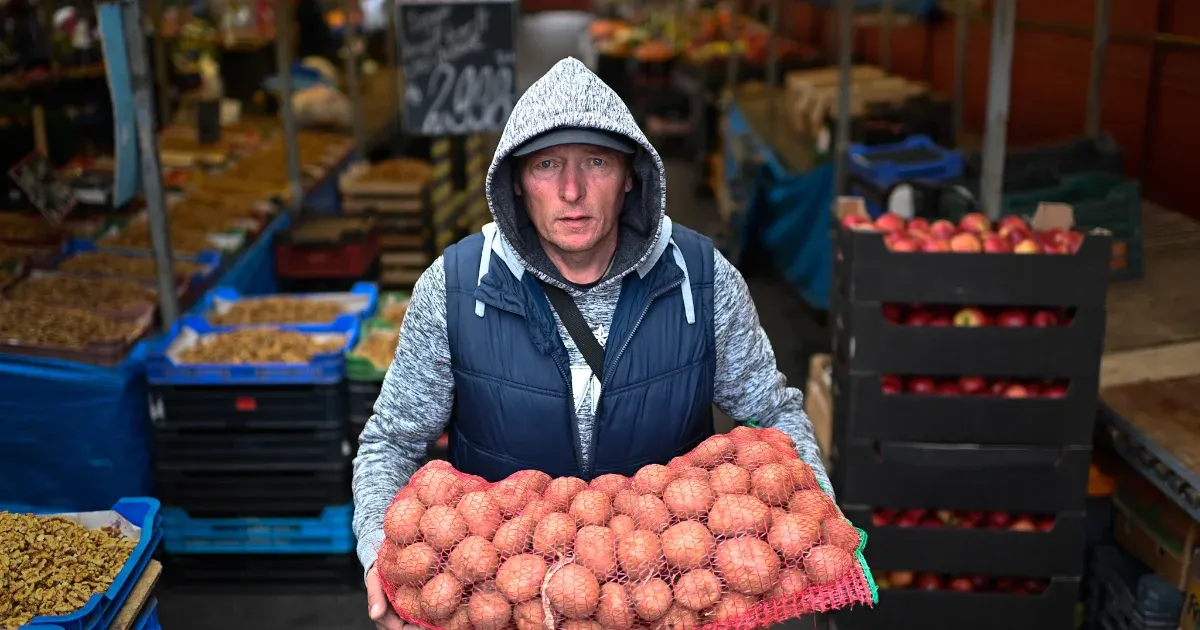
[396,0,517,136]
[8,152,78,223]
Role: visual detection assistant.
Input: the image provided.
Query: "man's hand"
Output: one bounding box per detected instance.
[366,566,418,630]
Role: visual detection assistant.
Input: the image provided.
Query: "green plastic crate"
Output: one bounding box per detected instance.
[346,318,400,381]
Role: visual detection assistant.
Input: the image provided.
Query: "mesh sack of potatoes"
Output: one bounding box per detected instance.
[377,426,875,630]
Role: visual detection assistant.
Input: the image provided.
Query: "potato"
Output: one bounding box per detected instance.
[767,568,810,601]
[533,512,578,558]
[413,467,465,507]
[420,504,469,551]
[570,490,614,527]
[707,494,771,537]
[383,497,425,545]
[545,477,589,511]
[468,589,513,630]
[787,490,836,521]
[462,475,489,494]
[629,495,672,534]
[759,427,795,449]
[823,517,862,552]
[751,463,797,506]
[448,536,500,583]
[660,521,715,571]
[386,541,438,587]
[651,605,698,630]
[616,530,665,580]
[494,514,537,556]
[708,464,751,495]
[420,573,463,619]
[669,456,692,468]
[545,564,600,619]
[612,489,640,516]
[728,426,761,441]
[596,583,636,630]
[673,569,722,611]
[391,585,424,620]
[513,599,546,630]
[689,435,735,468]
[673,466,710,482]
[490,479,536,517]
[630,578,672,621]
[458,491,503,539]
[708,593,757,623]
[787,460,819,490]
[511,469,552,494]
[609,514,636,537]
[768,513,822,560]
[633,465,674,496]
[444,605,471,630]
[523,498,556,522]
[574,526,618,578]
[662,478,715,519]
[714,537,781,596]
[803,545,856,585]
[564,621,602,630]
[589,474,631,496]
[736,441,780,471]
[496,553,549,603]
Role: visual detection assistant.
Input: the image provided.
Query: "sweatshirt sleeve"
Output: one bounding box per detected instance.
[710,250,835,500]
[352,256,454,575]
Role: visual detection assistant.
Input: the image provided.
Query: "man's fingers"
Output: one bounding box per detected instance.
[366,569,405,630]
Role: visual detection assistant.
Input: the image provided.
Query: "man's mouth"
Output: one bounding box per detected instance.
[559,215,591,225]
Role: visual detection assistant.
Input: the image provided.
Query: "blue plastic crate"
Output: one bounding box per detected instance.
[1089,545,1183,630]
[850,135,963,214]
[196,281,378,329]
[130,597,160,630]
[59,239,223,288]
[145,317,358,386]
[17,498,162,630]
[162,504,354,554]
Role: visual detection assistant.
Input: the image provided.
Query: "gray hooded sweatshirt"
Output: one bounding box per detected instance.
[352,57,831,574]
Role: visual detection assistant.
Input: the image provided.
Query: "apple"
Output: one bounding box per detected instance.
[987,512,1012,529]
[1036,516,1055,532]
[907,228,931,242]
[1014,238,1041,254]
[958,376,987,395]
[948,577,975,593]
[994,309,1029,327]
[936,381,961,396]
[894,514,919,528]
[905,311,932,326]
[949,232,982,253]
[1025,382,1042,396]
[876,576,893,589]
[921,238,951,253]
[1042,240,1068,255]
[970,575,991,591]
[953,307,989,327]
[1030,310,1060,327]
[907,218,930,232]
[928,312,953,326]
[906,377,937,395]
[1042,228,1064,244]
[982,234,1010,253]
[887,235,920,252]
[902,508,928,521]
[1003,226,1030,247]
[936,510,958,525]
[1063,230,1085,253]
[882,304,904,323]
[1042,382,1068,398]
[1009,515,1037,532]
[890,571,916,588]
[997,215,1028,232]
[958,213,992,234]
[990,380,1009,396]
[929,220,958,240]
[881,375,904,394]
[993,577,1017,592]
[1003,384,1029,398]
[916,574,944,591]
[1011,588,1029,596]
[874,212,907,233]
[1022,579,1048,595]
[960,511,984,528]
[919,514,944,527]
[872,512,892,527]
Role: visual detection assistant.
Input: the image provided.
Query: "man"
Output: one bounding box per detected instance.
[354,57,832,629]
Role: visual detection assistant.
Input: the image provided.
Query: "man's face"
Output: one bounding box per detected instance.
[515,143,633,255]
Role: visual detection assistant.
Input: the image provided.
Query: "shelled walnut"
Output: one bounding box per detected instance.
[0,213,62,243]
[8,275,157,312]
[0,512,137,628]
[58,252,205,281]
[0,243,55,261]
[353,329,400,369]
[0,302,139,349]
[176,329,344,364]
[360,158,434,183]
[100,222,216,255]
[380,302,408,327]
[289,217,372,244]
[209,297,344,326]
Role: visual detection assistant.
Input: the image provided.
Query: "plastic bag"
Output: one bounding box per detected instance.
[378,426,877,630]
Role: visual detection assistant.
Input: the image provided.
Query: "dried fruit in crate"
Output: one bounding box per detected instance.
[353,329,400,369]
[380,302,409,327]
[0,511,138,628]
[58,252,205,281]
[0,212,62,242]
[360,158,435,184]
[289,217,374,243]
[8,274,157,312]
[208,297,345,326]
[0,302,139,348]
[176,329,344,364]
[100,222,217,255]
[378,428,874,629]
[0,243,56,261]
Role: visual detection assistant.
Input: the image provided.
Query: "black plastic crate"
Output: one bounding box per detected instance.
[156,462,351,518]
[844,507,1086,577]
[832,226,1113,308]
[161,552,363,591]
[148,384,347,431]
[962,134,1124,193]
[836,578,1080,630]
[155,427,350,468]
[348,380,380,427]
[832,368,1097,446]
[833,442,1092,513]
[831,300,1106,378]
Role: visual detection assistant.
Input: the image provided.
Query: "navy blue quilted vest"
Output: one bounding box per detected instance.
[443,225,716,482]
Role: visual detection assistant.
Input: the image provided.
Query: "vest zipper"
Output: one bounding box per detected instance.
[549,350,588,476]
[586,277,684,478]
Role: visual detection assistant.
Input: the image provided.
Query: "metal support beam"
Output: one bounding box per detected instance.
[117,0,179,328]
[275,0,305,208]
[881,0,894,73]
[343,0,367,160]
[1086,0,1111,137]
[980,0,1017,220]
[833,0,854,196]
[952,0,969,141]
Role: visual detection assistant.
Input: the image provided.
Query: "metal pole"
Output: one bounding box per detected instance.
[833,0,854,195]
[766,0,779,137]
[979,0,1017,220]
[343,0,367,158]
[118,0,180,328]
[148,0,171,125]
[1085,0,1111,137]
[952,0,969,141]
[276,0,304,208]
[881,0,894,73]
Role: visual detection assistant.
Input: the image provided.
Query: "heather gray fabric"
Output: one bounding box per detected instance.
[352,57,832,577]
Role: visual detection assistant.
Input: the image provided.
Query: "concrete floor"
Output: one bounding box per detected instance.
[156,12,829,629]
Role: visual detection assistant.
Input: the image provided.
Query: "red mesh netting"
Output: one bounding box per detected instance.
[378,426,876,630]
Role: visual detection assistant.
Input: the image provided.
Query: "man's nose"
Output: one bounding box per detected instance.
[559,165,583,203]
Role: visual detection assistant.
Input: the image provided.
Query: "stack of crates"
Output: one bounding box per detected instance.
[848,135,964,218]
[462,134,495,234]
[830,198,1112,630]
[429,139,464,258]
[145,287,376,588]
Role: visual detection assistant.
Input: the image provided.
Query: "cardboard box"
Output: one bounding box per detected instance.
[804,353,833,469]
[1113,491,1197,589]
[1182,548,1200,630]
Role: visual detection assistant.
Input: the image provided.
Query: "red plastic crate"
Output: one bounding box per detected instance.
[274,230,380,279]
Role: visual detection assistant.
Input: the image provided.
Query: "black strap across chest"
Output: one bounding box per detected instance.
[538,281,605,381]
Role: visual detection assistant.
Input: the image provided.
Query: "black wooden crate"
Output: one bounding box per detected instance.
[161,552,362,591]
[148,384,347,432]
[156,461,351,518]
[835,578,1080,630]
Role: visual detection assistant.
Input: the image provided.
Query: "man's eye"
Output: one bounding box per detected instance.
[538,160,554,169]
[590,158,606,167]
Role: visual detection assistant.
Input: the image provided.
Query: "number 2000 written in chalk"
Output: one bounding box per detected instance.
[421,62,513,135]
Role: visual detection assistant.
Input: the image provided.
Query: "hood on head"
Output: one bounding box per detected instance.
[485,57,669,290]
